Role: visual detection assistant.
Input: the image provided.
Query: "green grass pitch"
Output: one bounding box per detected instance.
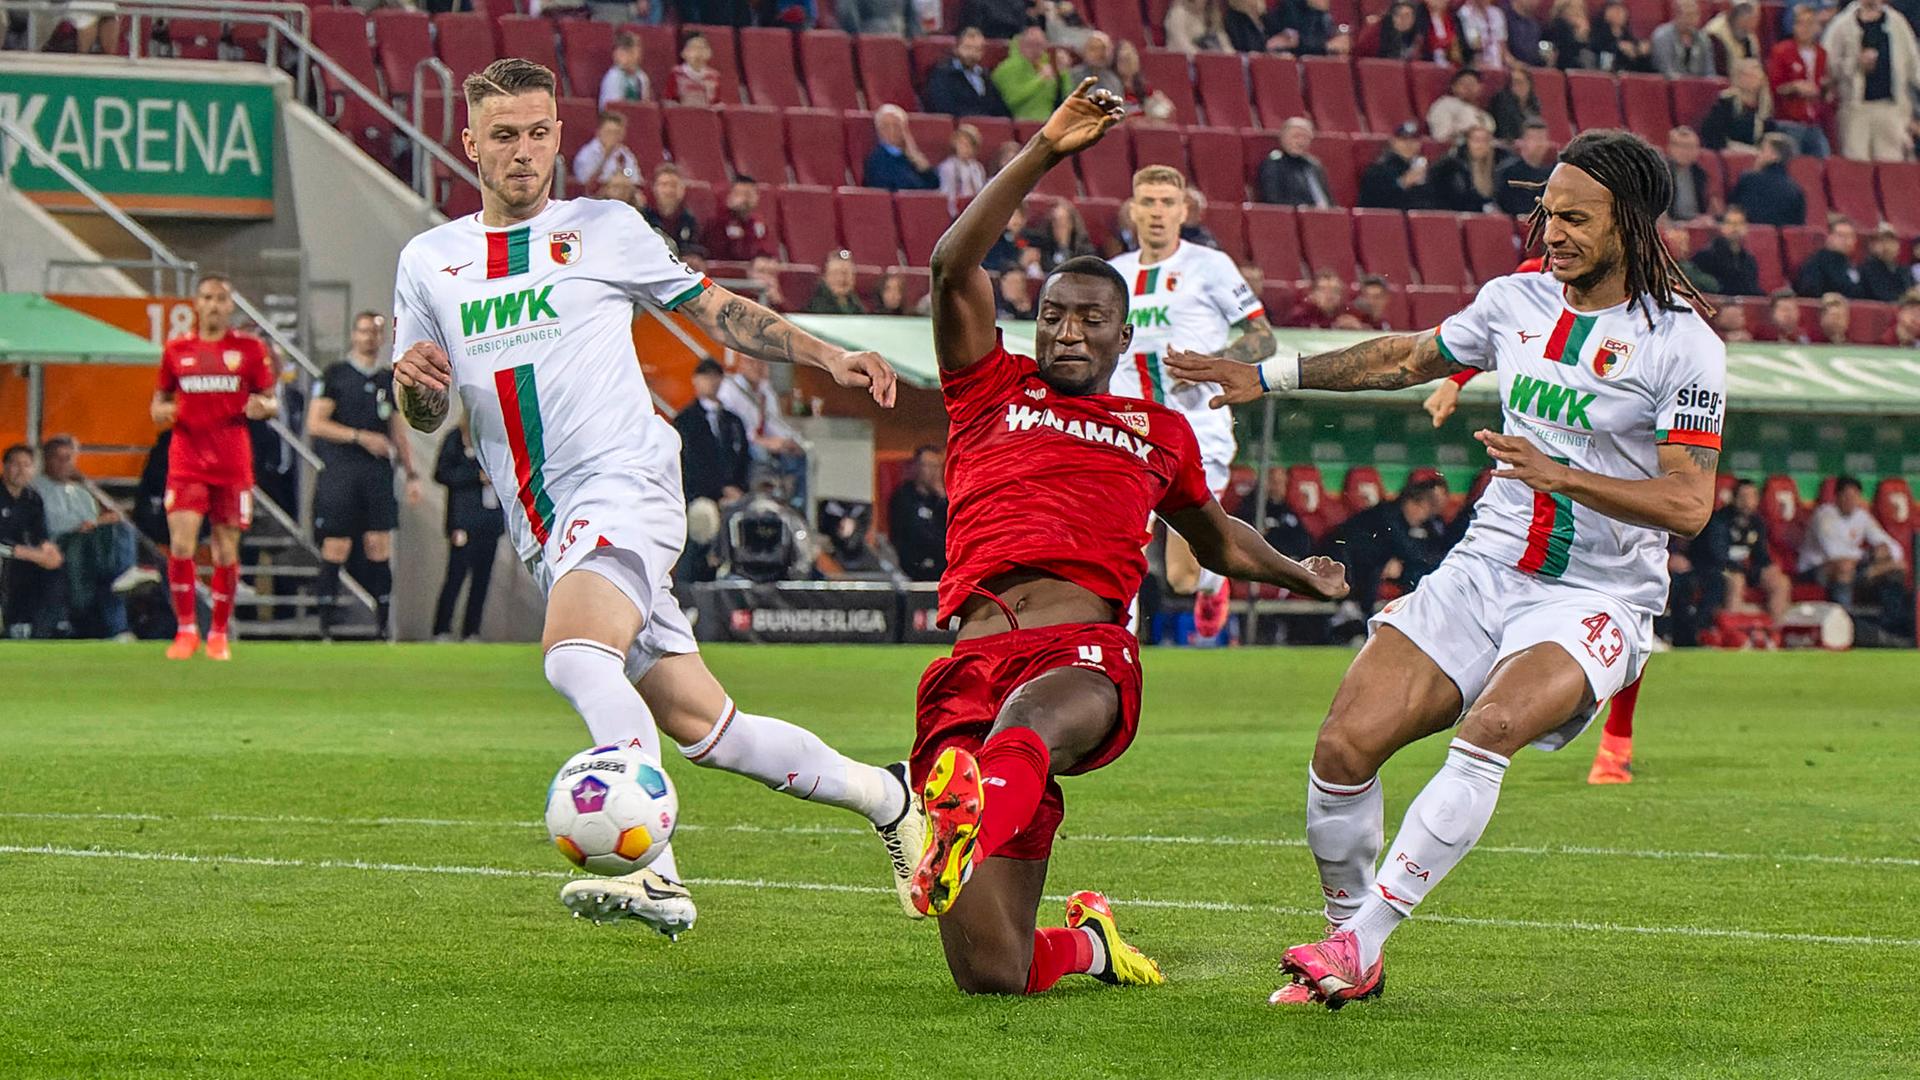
[2,643,1915,1078]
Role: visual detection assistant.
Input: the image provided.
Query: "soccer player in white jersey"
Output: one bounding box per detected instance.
[1105,166,1276,638]
[1170,130,1727,1007]
[390,59,926,938]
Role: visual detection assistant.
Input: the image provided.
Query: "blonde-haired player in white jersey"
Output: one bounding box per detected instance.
[1106,166,1276,639]
[392,59,925,939]
[1170,130,1726,1007]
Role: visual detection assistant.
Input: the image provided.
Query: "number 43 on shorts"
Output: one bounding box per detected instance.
[1582,612,1624,668]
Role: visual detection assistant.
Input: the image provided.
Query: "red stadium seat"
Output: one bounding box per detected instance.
[663,105,731,188]
[558,19,614,101]
[740,27,805,108]
[779,185,839,265]
[1352,209,1415,287]
[1205,202,1249,263]
[682,24,743,104]
[606,101,664,173]
[1298,207,1358,280]
[1824,157,1882,228]
[895,191,953,264]
[724,106,789,183]
[1760,473,1806,567]
[1697,148,1725,199]
[968,116,1016,154]
[1080,196,1125,251]
[1077,124,1135,199]
[1195,52,1253,129]
[1131,123,1187,172]
[1356,58,1416,134]
[906,112,955,156]
[1302,57,1362,134]
[1309,132,1356,207]
[1407,210,1471,287]
[1787,156,1830,223]
[1782,226,1824,280]
[1245,204,1304,283]
[1188,128,1245,203]
[624,25,676,100]
[1624,0,1664,36]
[432,13,497,87]
[1619,73,1674,139]
[497,15,559,72]
[800,30,860,111]
[1141,49,1200,126]
[1875,477,1915,537]
[1715,472,1739,508]
[1462,213,1519,282]
[371,10,430,103]
[785,108,848,186]
[1849,300,1893,344]
[1528,67,1573,143]
[836,187,901,266]
[1249,55,1309,129]
[843,110,877,181]
[855,34,918,110]
[774,263,819,311]
[309,9,392,161]
[1407,62,1452,115]
[1342,466,1386,512]
[1242,128,1281,190]
[1287,464,1343,538]
[908,36,954,89]
[1406,284,1466,329]
[166,18,222,59]
[1877,162,1920,236]
[1670,76,1726,131]
[1087,0,1148,46]
[1566,70,1624,131]
[555,97,598,167]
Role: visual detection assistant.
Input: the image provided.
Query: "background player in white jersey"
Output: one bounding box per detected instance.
[391,59,925,938]
[1107,166,1276,638]
[1170,130,1726,1007]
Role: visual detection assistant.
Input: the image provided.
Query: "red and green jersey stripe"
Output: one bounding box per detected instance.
[1656,426,1722,450]
[493,363,554,544]
[1132,351,1165,402]
[486,227,531,279]
[1542,308,1597,365]
[1516,454,1575,577]
[1133,267,1162,295]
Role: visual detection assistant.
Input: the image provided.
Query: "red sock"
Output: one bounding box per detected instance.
[1603,676,1641,740]
[974,726,1051,860]
[1025,926,1094,994]
[167,557,198,635]
[209,563,238,638]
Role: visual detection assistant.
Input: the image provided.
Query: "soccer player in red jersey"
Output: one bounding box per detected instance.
[908,82,1350,995]
[151,274,277,660]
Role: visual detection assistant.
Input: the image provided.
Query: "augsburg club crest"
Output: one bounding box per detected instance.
[1593,337,1633,378]
[549,230,582,266]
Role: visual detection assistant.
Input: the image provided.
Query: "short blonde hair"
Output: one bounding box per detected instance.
[463,58,556,110]
[1132,165,1187,192]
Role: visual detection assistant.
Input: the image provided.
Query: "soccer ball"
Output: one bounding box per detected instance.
[544,744,679,875]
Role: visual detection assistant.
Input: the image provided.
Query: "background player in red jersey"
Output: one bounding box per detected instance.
[910,81,1349,996]
[151,274,277,660]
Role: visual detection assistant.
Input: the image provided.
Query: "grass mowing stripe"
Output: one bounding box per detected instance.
[5,842,1918,950]
[5,811,1915,870]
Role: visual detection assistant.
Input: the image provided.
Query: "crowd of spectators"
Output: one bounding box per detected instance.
[0,439,153,639]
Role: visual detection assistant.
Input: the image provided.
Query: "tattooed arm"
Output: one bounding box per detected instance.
[1479,434,1719,537]
[1164,330,1471,407]
[393,342,452,434]
[679,284,897,407]
[1219,313,1277,365]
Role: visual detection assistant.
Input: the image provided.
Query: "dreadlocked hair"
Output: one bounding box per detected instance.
[1518,129,1715,328]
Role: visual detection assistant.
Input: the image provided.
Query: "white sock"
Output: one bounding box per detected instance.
[678,698,904,827]
[543,638,680,880]
[1080,925,1107,976]
[1195,568,1225,594]
[1349,738,1509,968]
[1305,767,1384,926]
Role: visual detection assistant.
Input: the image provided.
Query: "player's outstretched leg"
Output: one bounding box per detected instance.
[1588,674,1641,785]
[1063,890,1162,986]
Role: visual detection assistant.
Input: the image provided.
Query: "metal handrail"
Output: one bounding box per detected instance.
[411,57,456,200]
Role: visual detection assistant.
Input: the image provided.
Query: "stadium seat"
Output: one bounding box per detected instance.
[1850,300,1893,343]
[1308,132,1356,207]
[739,27,805,109]
[908,36,954,89]
[497,15,560,72]
[1245,204,1304,283]
[1249,56,1309,129]
[1407,61,1453,115]
[1528,67,1573,143]
[555,97,598,167]
[1087,0,1149,45]
[785,108,849,186]
[606,101,664,173]
[1141,50,1200,126]
[905,112,955,156]
[778,186,839,265]
[1131,123,1187,172]
[1342,466,1385,512]
[1462,213,1519,281]
[843,110,878,182]
[1302,57,1362,134]
[309,9,393,162]
[1619,74,1674,139]
[1205,203,1249,263]
[1760,473,1806,568]
[625,24,676,100]
[1298,208,1358,280]
[1077,125,1135,200]
[663,105,731,188]
[1188,128,1245,203]
[1406,284,1465,328]
[1877,162,1920,236]
[855,34,917,111]
[1787,156,1831,223]
[1745,226,1786,293]
[724,106,789,184]
[894,191,953,265]
[774,263,820,311]
[1720,148,1757,198]
[836,187,901,267]
[1715,472,1739,508]
[800,30,860,112]
[1194,52,1253,129]
[1406,210,1471,287]
[683,24,744,104]
[1782,226,1824,280]
[166,18,222,59]
[1029,146,1079,198]
[968,116,1016,155]
[1352,209,1415,288]
[1080,196,1125,251]
[433,12,497,87]
[1286,464,1343,538]
[1567,70,1625,131]
[558,19,614,101]
[1825,157,1882,228]
[1669,76,1726,131]
[1874,477,1914,537]
[1356,58,1416,134]
[1697,148,1726,199]
[370,10,430,104]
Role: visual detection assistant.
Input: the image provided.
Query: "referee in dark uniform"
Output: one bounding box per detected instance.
[306,311,421,637]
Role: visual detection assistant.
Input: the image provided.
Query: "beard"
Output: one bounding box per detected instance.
[1564,243,1623,296]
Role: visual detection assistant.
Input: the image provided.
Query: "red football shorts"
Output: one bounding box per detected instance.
[164,480,253,528]
[910,622,1144,861]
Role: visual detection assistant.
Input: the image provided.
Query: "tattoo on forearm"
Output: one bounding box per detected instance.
[1222,316,1277,365]
[1684,446,1720,474]
[401,384,448,432]
[706,295,799,365]
[1300,333,1467,391]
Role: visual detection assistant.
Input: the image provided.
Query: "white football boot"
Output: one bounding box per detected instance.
[560,867,697,941]
[875,761,929,919]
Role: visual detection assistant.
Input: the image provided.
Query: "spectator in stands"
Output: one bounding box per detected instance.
[806,252,869,314]
[718,356,807,505]
[1705,0,1765,71]
[671,33,721,108]
[938,124,988,207]
[1109,198,1140,253]
[988,139,1022,176]
[1507,0,1547,64]
[984,205,1031,271]
[814,500,898,581]
[643,163,702,253]
[1886,289,1920,342]
[925,28,1011,118]
[1760,287,1813,340]
[1238,262,1267,297]
[1371,1,1425,59]
[705,177,776,263]
[749,255,788,310]
[1816,290,1853,340]
[1858,222,1911,300]
[571,111,640,198]
[1112,41,1179,119]
[33,436,138,640]
[1593,0,1655,71]
[1730,132,1808,225]
[1488,63,1544,139]
[1664,223,1723,292]
[1345,275,1395,329]
[1697,478,1794,626]
[1258,117,1335,207]
[1665,126,1722,223]
[864,105,938,191]
[997,268,1038,318]
[1287,269,1350,327]
[1417,0,1464,62]
[1223,0,1283,53]
[1495,119,1555,215]
[1359,121,1437,209]
[1827,0,1920,161]
[1428,124,1507,213]
[875,270,912,314]
[888,445,948,583]
[250,349,305,519]
[430,420,505,643]
[1039,0,1096,48]
[1654,0,1719,75]
[1768,6,1835,157]
[1180,188,1223,247]
[1279,0,1346,56]
[1167,0,1232,53]
[959,0,1029,39]
[675,358,751,508]
[1026,200,1097,270]
[1,444,62,638]
[1715,304,1757,339]
[1545,0,1599,68]
[1322,475,1451,633]
[1693,206,1765,295]
[1457,0,1513,68]
[598,31,650,109]
[1070,31,1125,97]
[1800,475,1907,618]
[1796,216,1866,296]
[841,0,913,34]
[1782,0,1841,36]
[1700,58,1775,151]
[677,242,710,275]
[993,28,1072,121]
[1428,68,1496,142]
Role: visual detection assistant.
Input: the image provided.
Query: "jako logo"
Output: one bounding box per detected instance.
[460,286,558,336]
[1508,373,1596,430]
[1003,404,1154,460]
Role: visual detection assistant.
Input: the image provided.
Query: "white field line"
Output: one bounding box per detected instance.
[2,810,1916,870]
[2,842,1916,950]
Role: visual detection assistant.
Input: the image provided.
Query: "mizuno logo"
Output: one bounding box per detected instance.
[459,286,559,336]
[441,262,472,276]
[1508,373,1596,430]
[1517,330,1541,343]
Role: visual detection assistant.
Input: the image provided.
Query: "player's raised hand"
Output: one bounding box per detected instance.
[1295,555,1350,602]
[394,341,453,395]
[1164,347,1264,408]
[825,349,899,408]
[1423,379,1460,427]
[1476,429,1571,492]
[1039,78,1128,156]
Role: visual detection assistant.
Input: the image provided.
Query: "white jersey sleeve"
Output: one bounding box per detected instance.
[1652,321,1727,453]
[390,245,447,360]
[1204,249,1265,326]
[1433,277,1510,371]
[606,201,711,310]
